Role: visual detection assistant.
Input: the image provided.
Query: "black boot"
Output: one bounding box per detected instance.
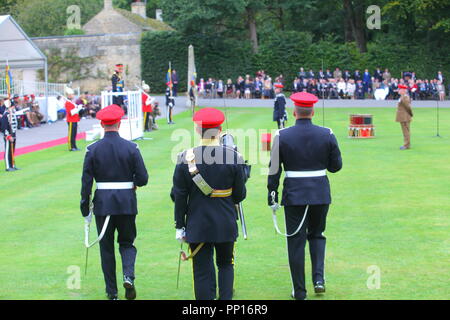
[123,276,136,300]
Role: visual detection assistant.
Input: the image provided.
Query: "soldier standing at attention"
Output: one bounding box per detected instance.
[111,64,125,107]
[171,108,247,300]
[80,104,148,300]
[165,82,175,124]
[0,99,19,171]
[273,84,287,129]
[267,92,342,300]
[396,84,413,150]
[141,81,155,132]
[65,87,82,151]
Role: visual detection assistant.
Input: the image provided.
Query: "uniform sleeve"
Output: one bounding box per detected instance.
[404,96,413,117]
[81,147,94,200]
[232,155,247,204]
[279,97,286,116]
[111,74,118,92]
[172,153,189,229]
[133,145,149,187]
[267,132,283,204]
[0,114,7,134]
[327,133,343,173]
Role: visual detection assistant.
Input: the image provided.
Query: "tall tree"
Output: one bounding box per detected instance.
[343,0,367,53]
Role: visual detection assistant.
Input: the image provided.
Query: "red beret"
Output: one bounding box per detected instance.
[23,95,29,101]
[97,104,124,125]
[193,107,225,128]
[274,84,284,88]
[398,84,408,89]
[290,92,319,107]
[30,94,35,98]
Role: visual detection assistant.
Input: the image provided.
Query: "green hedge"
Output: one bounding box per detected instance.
[141,31,253,93]
[141,31,450,93]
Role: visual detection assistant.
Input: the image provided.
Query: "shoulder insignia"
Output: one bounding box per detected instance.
[85,140,98,152]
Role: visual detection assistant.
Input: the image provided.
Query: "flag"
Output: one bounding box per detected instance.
[5,63,12,98]
[166,63,172,88]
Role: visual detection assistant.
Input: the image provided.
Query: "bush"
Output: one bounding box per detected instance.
[141,30,450,93]
[141,31,253,93]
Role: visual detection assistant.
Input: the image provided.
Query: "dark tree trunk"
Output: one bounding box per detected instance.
[279,7,285,31]
[343,0,367,53]
[344,16,354,42]
[246,6,259,54]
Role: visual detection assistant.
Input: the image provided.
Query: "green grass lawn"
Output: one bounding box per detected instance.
[0,106,449,300]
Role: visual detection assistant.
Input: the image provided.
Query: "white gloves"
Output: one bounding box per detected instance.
[84,212,93,225]
[176,228,186,243]
[71,105,83,116]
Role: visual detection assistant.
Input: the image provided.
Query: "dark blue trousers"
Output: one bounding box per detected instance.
[284,205,328,300]
[95,215,137,295]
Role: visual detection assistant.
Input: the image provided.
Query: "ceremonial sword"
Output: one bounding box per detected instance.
[84,202,110,275]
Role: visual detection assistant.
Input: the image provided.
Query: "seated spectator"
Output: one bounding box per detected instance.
[328,78,338,99]
[355,79,365,99]
[254,77,263,99]
[347,79,356,99]
[217,79,224,98]
[337,78,347,99]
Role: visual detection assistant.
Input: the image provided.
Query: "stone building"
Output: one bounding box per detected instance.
[30,0,171,93]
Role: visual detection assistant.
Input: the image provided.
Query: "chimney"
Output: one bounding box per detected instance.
[104,0,113,10]
[131,0,147,19]
[155,9,163,22]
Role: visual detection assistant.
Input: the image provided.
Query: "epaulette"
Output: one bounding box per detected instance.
[85,140,100,152]
[320,126,334,135]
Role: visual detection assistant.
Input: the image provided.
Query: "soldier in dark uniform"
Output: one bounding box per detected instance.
[171,107,247,300]
[267,92,342,300]
[273,84,287,129]
[165,82,175,124]
[111,64,125,107]
[0,99,19,171]
[80,104,148,300]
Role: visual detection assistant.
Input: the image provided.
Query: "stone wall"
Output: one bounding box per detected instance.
[32,33,142,94]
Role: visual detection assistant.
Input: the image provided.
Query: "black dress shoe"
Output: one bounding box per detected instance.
[123,276,136,300]
[107,293,118,300]
[5,168,16,172]
[13,167,20,170]
[314,281,326,294]
[291,290,307,300]
[70,148,80,152]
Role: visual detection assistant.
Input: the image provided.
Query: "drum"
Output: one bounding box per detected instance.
[348,114,375,139]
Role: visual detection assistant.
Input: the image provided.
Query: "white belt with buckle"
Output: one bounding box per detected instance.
[96,182,134,190]
[285,170,326,178]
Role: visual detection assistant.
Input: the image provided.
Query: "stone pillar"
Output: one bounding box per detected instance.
[155,9,163,21]
[131,1,146,19]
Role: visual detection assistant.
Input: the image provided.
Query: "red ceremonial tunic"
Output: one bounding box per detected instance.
[65,100,80,123]
[142,92,153,113]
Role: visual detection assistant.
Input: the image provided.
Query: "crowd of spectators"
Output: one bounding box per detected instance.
[0,94,44,130]
[55,92,102,120]
[0,91,102,133]
[195,68,448,101]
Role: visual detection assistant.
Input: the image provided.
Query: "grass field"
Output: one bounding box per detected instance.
[0,106,449,300]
